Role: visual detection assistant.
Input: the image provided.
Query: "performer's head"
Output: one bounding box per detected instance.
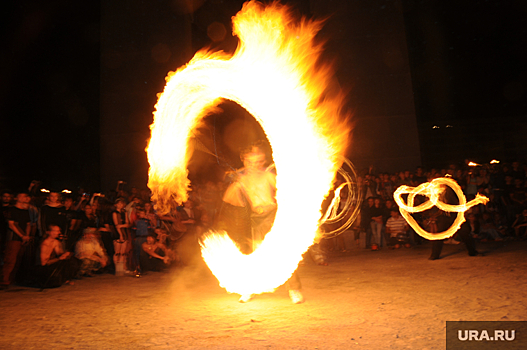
[241,141,267,173]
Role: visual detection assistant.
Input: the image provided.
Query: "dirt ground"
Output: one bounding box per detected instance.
[1,234,526,349]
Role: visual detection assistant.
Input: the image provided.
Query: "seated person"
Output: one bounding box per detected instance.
[385,209,410,248]
[512,209,527,239]
[140,234,171,272]
[39,225,80,288]
[154,228,179,263]
[75,227,108,276]
[479,211,503,242]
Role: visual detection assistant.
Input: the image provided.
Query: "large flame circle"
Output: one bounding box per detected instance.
[147,1,350,295]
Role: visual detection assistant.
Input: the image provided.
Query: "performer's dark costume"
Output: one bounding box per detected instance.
[426,187,479,260]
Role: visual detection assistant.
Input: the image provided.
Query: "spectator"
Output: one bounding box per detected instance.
[143,202,159,229]
[95,198,115,274]
[77,203,98,232]
[1,192,35,288]
[112,198,131,275]
[385,209,410,248]
[39,191,67,239]
[141,234,170,272]
[466,170,479,201]
[479,212,503,242]
[132,208,151,274]
[63,197,80,249]
[75,227,108,277]
[0,190,13,265]
[179,200,201,237]
[361,197,374,248]
[39,224,80,288]
[369,197,384,250]
[512,209,527,239]
[413,167,427,186]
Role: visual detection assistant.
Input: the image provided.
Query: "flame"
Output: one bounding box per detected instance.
[468,161,481,167]
[146,1,350,295]
[393,177,489,240]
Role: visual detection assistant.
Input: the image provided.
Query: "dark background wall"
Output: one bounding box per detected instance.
[0,1,100,192]
[1,0,525,192]
[310,0,421,173]
[99,0,421,191]
[403,0,527,167]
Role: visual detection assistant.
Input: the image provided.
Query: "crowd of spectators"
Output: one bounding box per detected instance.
[0,180,224,289]
[0,160,525,289]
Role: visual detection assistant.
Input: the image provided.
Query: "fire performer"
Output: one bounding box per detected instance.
[423,183,479,260]
[219,142,304,304]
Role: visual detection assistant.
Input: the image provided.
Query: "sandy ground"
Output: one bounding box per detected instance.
[0,234,526,350]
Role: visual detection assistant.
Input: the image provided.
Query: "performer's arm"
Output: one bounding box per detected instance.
[223,182,245,207]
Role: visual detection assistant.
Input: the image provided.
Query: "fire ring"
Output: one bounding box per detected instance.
[146,1,350,295]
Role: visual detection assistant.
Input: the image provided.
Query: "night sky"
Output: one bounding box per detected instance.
[1,0,526,192]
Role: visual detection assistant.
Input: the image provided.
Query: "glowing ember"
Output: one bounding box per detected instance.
[393,178,489,240]
[147,1,349,295]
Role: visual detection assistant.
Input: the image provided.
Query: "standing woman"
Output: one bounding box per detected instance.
[112,198,130,275]
[97,198,115,273]
[78,204,98,231]
[466,169,479,201]
[143,202,159,229]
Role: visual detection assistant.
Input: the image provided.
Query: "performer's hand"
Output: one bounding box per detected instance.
[22,235,30,243]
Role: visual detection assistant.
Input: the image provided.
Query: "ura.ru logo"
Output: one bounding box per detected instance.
[458,330,515,341]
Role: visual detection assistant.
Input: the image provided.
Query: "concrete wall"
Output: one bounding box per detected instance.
[310,0,421,173]
[100,0,421,191]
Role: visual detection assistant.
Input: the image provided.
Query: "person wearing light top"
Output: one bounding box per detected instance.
[385,209,410,249]
[75,227,108,276]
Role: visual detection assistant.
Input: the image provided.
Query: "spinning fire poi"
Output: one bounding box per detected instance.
[393,177,489,240]
[146,1,351,302]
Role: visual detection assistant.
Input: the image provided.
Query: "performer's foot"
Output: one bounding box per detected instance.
[239,294,254,303]
[289,290,305,304]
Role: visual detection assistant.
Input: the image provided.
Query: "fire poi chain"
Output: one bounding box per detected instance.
[393,177,489,240]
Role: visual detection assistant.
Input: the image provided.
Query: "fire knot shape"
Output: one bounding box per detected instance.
[393,177,489,240]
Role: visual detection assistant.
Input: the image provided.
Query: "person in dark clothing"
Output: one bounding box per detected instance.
[1,192,35,288]
[140,234,170,272]
[0,191,13,265]
[39,225,80,288]
[39,192,67,239]
[427,185,479,260]
[361,197,374,248]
